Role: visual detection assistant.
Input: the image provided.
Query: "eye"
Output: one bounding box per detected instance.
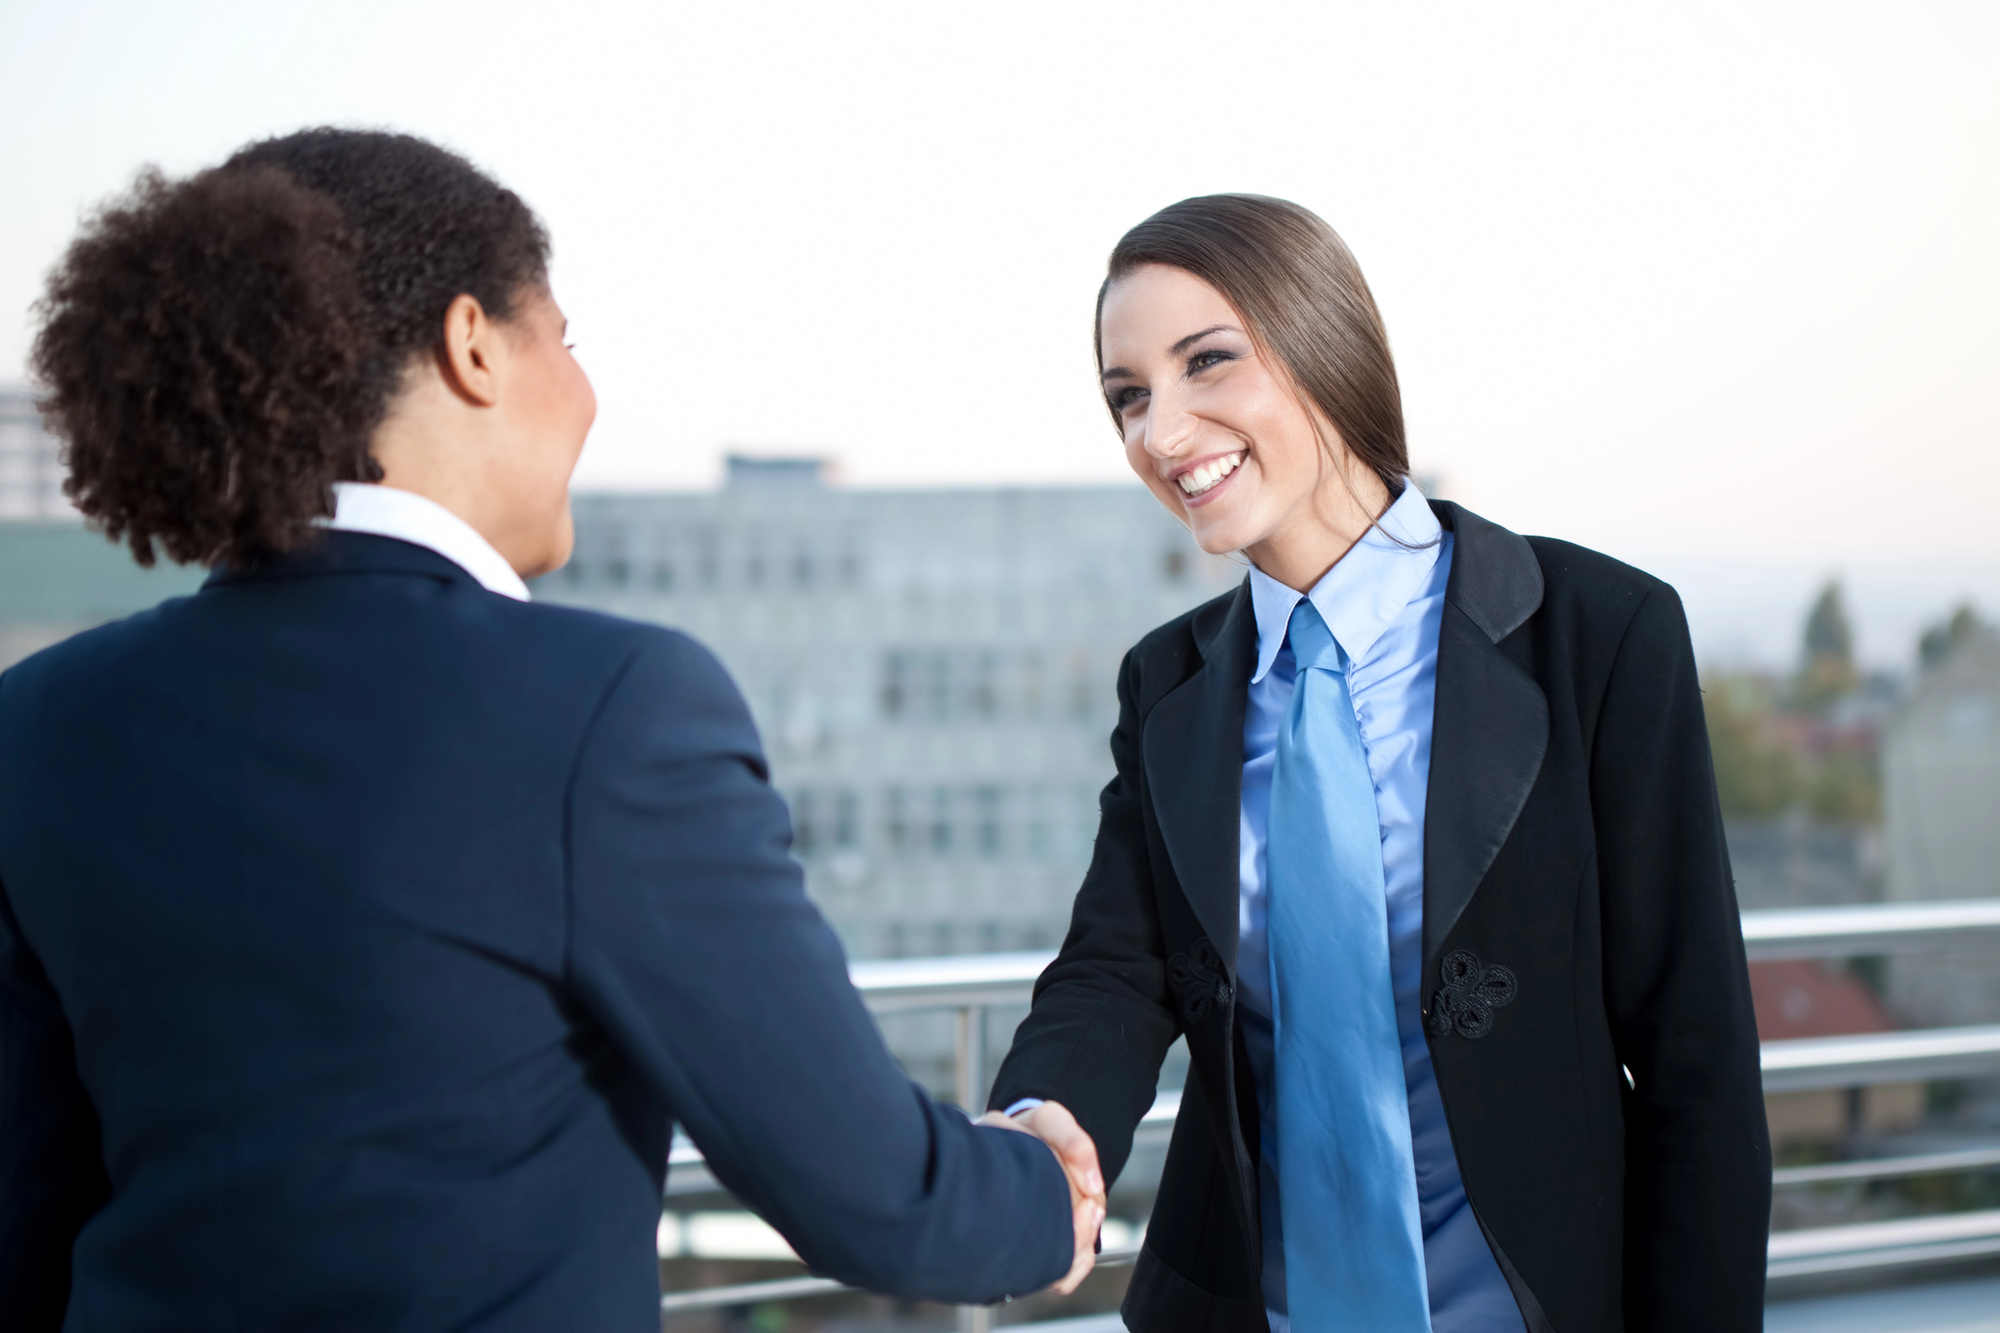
[1108,385,1148,413]
[1187,349,1235,375]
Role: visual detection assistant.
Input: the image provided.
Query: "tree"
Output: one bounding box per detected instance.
[1918,602,1985,670]
[1794,580,1858,713]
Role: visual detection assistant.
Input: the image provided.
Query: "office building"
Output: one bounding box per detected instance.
[535,457,1240,960]
[0,387,77,520]
[1883,628,2000,1027]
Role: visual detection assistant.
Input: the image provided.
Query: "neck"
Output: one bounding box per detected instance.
[367,384,540,578]
[1246,469,1392,592]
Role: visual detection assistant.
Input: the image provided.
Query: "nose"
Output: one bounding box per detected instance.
[1140,386,1198,465]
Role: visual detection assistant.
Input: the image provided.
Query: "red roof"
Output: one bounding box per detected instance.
[1748,960,1897,1042]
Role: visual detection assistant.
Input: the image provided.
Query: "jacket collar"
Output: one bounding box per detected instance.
[1423,501,1549,960]
[1155,499,1548,972]
[202,529,480,592]
[1145,579,1258,978]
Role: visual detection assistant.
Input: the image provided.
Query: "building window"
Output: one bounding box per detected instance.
[651,560,674,592]
[834,790,861,849]
[970,652,998,719]
[881,653,908,717]
[886,787,911,851]
[1019,651,1044,719]
[929,787,953,855]
[923,652,951,721]
[975,786,1003,857]
[1068,650,1094,719]
[1025,787,1051,859]
[1163,549,1187,581]
[792,550,814,588]
[607,558,631,588]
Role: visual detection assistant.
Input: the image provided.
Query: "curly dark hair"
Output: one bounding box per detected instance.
[30,129,549,567]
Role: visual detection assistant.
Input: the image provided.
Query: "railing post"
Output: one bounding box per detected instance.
[956,1003,992,1333]
[955,1002,988,1113]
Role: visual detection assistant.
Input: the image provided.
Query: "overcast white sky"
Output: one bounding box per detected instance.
[3,1,1995,668]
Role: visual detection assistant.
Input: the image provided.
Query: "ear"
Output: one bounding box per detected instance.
[436,293,504,408]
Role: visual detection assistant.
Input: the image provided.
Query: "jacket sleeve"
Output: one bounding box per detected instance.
[0,876,110,1330]
[562,630,1070,1304]
[1591,585,1772,1329]
[987,648,1182,1186]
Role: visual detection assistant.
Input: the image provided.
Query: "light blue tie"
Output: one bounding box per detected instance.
[1267,600,1431,1330]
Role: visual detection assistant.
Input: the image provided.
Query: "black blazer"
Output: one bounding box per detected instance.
[0,532,1070,1331]
[990,502,1771,1332]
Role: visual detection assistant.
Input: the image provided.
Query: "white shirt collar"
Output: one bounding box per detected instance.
[1248,479,1444,684]
[321,482,531,602]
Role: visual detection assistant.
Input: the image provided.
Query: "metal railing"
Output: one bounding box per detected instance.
[660,899,2000,1322]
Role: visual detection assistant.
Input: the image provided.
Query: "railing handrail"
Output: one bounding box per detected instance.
[658,900,2000,1320]
[849,951,1055,1012]
[1760,1024,2000,1092]
[667,1022,2000,1183]
[1741,899,2000,959]
[838,900,2000,1011]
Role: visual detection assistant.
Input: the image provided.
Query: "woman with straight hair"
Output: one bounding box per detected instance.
[989,195,1771,1332]
[0,127,1104,1331]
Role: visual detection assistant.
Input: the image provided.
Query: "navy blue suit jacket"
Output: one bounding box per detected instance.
[0,532,1070,1330]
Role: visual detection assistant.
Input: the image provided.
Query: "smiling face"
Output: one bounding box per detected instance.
[1098,263,1388,591]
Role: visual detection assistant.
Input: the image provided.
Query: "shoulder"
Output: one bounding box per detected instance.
[507,603,764,772]
[491,598,747,721]
[0,595,192,714]
[1522,534,1686,649]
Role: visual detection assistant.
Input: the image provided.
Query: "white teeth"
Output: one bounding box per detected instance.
[1177,453,1245,497]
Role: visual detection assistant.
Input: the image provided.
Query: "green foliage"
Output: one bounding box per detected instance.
[1703,669,1880,824]
[1704,682,1799,818]
[1805,752,1880,824]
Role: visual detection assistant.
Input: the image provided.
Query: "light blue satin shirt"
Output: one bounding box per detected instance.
[1238,481,1522,1332]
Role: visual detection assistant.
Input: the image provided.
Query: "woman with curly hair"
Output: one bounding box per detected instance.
[988,196,1772,1332]
[0,129,1104,1331]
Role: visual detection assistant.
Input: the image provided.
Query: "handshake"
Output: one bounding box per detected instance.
[976,1102,1108,1295]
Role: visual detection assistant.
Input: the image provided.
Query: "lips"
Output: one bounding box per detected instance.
[1176,452,1244,498]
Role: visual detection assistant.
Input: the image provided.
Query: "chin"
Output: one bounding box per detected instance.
[1184,505,1264,556]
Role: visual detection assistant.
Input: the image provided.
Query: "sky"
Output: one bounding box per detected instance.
[2,0,1995,669]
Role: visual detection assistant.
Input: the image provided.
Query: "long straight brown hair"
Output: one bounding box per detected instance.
[1094,194,1409,499]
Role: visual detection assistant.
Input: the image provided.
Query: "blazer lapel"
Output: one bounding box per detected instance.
[1424,502,1550,964]
[1143,580,1256,978]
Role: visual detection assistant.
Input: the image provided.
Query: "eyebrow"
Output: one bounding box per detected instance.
[1170,324,1240,355]
[1100,324,1243,383]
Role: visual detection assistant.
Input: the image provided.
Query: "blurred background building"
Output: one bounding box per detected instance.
[532,454,1240,961]
[0,388,203,669]
[0,385,73,519]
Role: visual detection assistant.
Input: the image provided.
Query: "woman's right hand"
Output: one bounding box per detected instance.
[978,1101,1107,1294]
